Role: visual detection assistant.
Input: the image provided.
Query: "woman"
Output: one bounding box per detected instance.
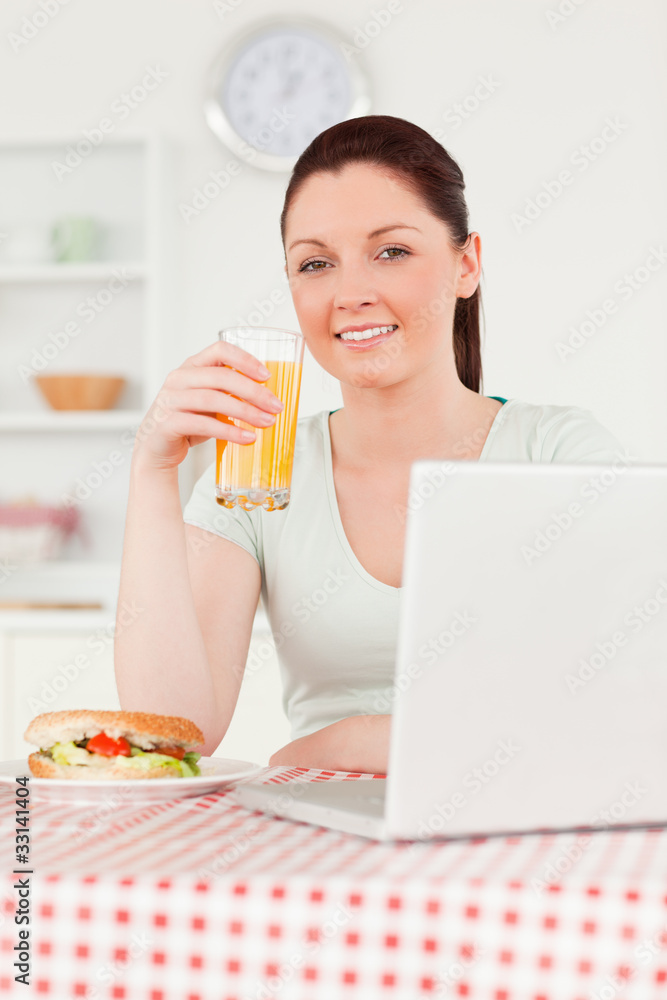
[115,115,624,773]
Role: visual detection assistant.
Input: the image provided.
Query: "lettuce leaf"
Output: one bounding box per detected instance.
[48,741,201,777]
[124,747,201,777]
[51,741,95,766]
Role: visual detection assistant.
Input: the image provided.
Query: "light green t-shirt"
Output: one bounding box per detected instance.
[183,398,628,740]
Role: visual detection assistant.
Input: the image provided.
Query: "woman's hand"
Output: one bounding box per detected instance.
[269,715,390,774]
[132,340,285,472]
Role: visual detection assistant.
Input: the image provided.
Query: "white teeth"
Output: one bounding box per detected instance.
[339,324,397,342]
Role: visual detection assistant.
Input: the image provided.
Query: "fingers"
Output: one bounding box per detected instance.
[169,411,257,445]
[169,348,284,416]
[138,340,290,466]
[167,364,283,414]
[161,387,279,430]
[183,340,272,384]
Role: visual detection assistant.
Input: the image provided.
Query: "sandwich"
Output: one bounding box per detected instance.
[25,709,204,779]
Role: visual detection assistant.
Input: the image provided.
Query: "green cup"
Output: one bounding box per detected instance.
[51,217,100,262]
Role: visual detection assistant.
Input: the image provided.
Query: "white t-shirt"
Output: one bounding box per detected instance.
[183,398,628,740]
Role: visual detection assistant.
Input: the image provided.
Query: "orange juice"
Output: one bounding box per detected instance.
[215,359,303,511]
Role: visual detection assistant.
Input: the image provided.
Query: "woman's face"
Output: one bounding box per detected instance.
[283,162,481,390]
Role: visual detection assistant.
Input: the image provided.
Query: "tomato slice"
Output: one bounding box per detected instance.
[86,732,132,757]
[155,745,185,760]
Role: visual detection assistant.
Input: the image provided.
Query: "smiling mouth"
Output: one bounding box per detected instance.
[337,324,398,342]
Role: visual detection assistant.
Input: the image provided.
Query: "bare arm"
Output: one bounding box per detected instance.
[268,715,391,774]
[114,454,261,754]
[114,339,283,755]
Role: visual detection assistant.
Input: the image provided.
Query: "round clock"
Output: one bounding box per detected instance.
[204,18,372,172]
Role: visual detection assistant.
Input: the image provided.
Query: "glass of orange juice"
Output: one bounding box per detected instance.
[215,326,304,511]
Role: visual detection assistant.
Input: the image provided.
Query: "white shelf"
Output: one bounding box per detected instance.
[0,609,115,631]
[0,410,145,431]
[0,133,174,583]
[6,559,121,578]
[0,559,121,629]
[0,262,146,283]
[0,606,270,635]
[0,135,149,149]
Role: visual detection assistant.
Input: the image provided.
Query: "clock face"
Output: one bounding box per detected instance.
[206,21,370,170]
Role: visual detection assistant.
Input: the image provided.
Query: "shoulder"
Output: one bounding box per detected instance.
[486,397,630,463]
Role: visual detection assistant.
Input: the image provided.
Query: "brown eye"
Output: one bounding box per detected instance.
[379,246,410,261]
[298,258,330,273]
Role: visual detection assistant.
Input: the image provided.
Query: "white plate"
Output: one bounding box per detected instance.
[0,757,264,803]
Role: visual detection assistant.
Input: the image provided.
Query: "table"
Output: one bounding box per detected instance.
[2,765,667,1000]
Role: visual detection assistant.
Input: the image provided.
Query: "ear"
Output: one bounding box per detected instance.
[456,232,482,299]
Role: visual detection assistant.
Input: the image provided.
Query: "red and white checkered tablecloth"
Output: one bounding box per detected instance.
[2,765,667,1000]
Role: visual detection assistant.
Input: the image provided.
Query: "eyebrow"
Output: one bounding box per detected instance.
[287,223,421,253]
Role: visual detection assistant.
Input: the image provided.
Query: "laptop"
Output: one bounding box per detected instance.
[233,458,667,841]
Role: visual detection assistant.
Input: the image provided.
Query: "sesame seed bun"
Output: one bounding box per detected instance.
[24,709,204,752]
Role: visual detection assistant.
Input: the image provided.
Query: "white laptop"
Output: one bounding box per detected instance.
[233,459,667,841]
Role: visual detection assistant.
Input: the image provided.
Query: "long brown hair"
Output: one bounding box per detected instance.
[280,114,483,393]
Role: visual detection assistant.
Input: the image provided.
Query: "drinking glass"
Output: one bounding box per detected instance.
[215,326,304,511]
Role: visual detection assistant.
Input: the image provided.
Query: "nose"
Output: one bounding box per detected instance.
[332,262,380,311]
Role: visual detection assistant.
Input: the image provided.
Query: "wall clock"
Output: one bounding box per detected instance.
[204,18,372,172]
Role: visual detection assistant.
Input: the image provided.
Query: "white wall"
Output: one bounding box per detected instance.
[2,0,666,758]
[2,0,665,451]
